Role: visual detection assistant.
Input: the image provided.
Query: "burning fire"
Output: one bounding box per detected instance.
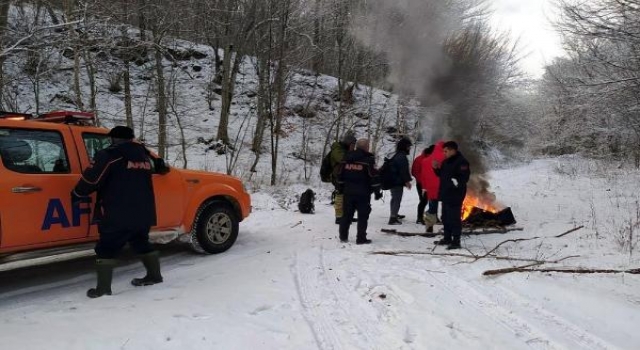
[462,194,502,220]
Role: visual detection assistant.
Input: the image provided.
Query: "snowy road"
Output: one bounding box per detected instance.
[1,159,639,349]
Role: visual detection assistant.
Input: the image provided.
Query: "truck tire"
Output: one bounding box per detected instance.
[191,201,239,254]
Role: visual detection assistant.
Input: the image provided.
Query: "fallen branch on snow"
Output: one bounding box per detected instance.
[483,266,640,276]
[472,225,584,262]
[371,250,580,264]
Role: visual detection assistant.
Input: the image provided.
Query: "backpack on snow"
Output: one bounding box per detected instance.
[320,151,333,183]
[298,188,316,214]
[378,154,395,190]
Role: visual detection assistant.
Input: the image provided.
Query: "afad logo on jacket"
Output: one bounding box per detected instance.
[127,160,151,170]
[344,163,364,171]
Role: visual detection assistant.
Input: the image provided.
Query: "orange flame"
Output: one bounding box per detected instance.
[462,193,502,220]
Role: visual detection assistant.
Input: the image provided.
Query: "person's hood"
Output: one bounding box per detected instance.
[431,141,446,162]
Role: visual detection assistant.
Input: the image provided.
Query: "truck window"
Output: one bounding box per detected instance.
[82,133,111,160]
[0,128,69,173]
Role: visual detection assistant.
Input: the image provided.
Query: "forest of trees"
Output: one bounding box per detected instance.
[0,0,636,185]
[536,0,640,164]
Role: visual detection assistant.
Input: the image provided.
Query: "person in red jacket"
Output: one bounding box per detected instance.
[420,141,445,232]
[411,145,434,224]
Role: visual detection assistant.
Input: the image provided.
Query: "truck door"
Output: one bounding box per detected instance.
[73,131,111,239]
[0,126,91,251]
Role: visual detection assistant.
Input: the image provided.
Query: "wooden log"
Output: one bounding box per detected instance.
[483,266,640,276]
[381,226,524,237]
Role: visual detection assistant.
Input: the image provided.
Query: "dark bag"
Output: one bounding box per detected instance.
[298,189,315,214]
[320,151,333,183]
[379,155,395,190]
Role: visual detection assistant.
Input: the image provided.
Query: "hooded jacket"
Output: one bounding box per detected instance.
[420,141,445,200]
[411,153,427,186]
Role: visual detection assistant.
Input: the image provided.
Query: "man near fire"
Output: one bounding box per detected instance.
[432,141,470,249]
[336,138,382,244]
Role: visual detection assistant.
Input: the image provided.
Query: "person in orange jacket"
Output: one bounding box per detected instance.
[420,141,445,232]
[411,145,434,224]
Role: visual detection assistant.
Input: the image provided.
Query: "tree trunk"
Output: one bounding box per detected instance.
[83,50,98,123]
[217,45,233,143]
[252,56,269,152]
[124,60,133,127]
[269,60,286,186]
[270,3,291,186]
[64,0,84,110]
[0,0,11,107]
[138,0,147,41]
[312,0,323,73]
[120,24,133,127]
[217,45,242,144]
[154,44,168,158]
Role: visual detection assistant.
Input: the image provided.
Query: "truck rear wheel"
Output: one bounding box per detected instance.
[191,201,239,254]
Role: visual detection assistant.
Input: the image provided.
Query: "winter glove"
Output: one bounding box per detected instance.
[374,190,383,200]
[153,157,171,175]
[451,178,459,187]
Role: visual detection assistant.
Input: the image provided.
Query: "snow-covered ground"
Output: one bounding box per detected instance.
[1,157,639,350]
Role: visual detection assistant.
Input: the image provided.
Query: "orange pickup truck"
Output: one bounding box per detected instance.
[0,111,251,260]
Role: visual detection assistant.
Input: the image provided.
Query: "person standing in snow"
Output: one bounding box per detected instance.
[72,126,167,298]
[336,138,382,244]
[387,137,413,225]
[329,132,357,224]
[420,141,445,233]
[432,141,470,250]
[412,145,434,224]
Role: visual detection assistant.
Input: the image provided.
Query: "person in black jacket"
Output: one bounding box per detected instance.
[336,139,382,244]
[387,137,413,225]
[72,126,168,298]
[432,141,470,249]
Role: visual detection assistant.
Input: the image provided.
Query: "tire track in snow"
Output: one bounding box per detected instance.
[401,268,566,350]
[318,248,404,349]
[292,247,402,350]
[468,281,621,350]
[292,249,351,350]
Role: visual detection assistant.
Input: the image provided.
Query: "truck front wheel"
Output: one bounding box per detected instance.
[191,202,239,254]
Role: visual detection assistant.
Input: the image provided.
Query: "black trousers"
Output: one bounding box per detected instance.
[416,184,428,221]
[441,201,463,239]
[339,194,371,241]
[95,226,154,259]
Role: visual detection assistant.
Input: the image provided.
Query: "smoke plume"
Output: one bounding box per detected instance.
[352,0,499,202]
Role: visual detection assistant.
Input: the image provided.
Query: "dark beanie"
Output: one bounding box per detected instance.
[396,136,412,152]
[443,140,458,150]
[341,132,356,145]
[108,126,135,139]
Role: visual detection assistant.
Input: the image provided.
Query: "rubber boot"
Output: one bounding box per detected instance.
[131,251,163,286]
[87,258,117,298]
